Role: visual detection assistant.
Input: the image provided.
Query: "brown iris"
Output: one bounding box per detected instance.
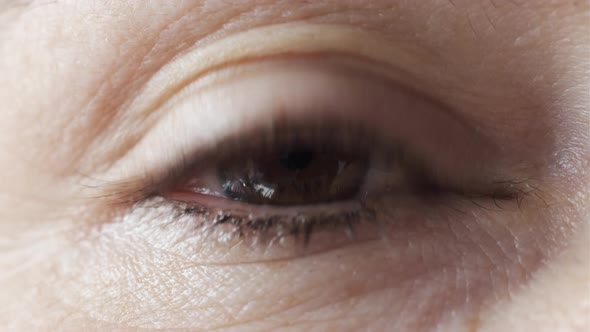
[218,146,368,205]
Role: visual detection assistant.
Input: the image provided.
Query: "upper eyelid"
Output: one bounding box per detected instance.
[78,23,432,175]
[70,19,553,178]
[93,57,512,207]
[98,23,434,144]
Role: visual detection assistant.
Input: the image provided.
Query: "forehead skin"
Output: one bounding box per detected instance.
[0,1,588,331]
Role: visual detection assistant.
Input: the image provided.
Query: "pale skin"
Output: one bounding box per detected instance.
[0,1,589,331]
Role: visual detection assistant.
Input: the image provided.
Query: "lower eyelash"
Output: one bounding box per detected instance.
[140,195,376,246]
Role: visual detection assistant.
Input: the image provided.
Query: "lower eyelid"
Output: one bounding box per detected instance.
[109,190,516,265]
[124,196,379,260]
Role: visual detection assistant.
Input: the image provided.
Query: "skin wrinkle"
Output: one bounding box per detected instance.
[373,207,504,330]
[62,3,352,174]
[61,205,462,330]
[91,8,260,172]
[0,1,588,331]
[0,1,580,192]
[211,272,419,331]
[5,1,572,175]
[83,7,442,176]
[255,298,380,332]
[61,201,568,330]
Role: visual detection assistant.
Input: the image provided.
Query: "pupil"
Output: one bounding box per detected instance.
[217,146,367,206]
[279,148,314,171]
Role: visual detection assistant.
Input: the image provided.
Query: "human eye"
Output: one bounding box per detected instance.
[4,2,589,330]
[96,56,521,262]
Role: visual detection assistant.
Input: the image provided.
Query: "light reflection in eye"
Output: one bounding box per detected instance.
[216,145,369,206]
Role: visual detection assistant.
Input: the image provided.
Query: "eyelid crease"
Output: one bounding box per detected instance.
[113,60,502,179]
[88,23,440,170]
[130,22,434,120]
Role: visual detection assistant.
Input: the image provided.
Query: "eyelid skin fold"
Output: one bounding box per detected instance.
[124,23,436,122]
[81,23,443,174]
[96,56,508,202]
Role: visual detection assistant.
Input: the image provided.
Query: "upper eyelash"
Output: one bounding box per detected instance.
[99,118,419,205]
[94,116,528,210]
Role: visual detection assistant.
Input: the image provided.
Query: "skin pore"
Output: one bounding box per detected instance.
[0,0,589,331]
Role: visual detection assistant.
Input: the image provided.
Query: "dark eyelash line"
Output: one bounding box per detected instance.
[137,196,377,245]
